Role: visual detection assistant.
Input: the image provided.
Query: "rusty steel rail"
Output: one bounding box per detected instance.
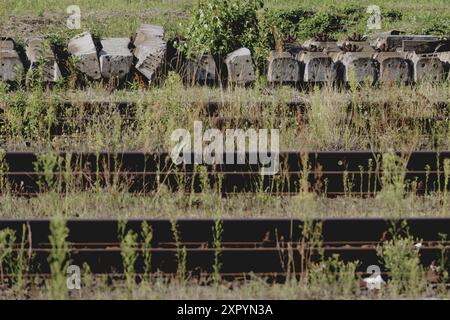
[0,151,449,196]
[0,218,449,281]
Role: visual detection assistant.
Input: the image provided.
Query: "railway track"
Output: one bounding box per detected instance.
[0,218,449,281]
[1,29,450,89]
[1,151,449,196]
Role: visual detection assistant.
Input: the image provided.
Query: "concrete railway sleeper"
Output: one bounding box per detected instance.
[1,27,450,88]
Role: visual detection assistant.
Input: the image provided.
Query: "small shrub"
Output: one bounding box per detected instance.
[377,236,425,297]
[422,19,450,36]
[259,7,315,48]
[385,9,403,22]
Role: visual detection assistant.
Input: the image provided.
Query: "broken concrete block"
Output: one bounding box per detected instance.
[0,38,15,51]
[133,24,167,83]
[374,52,410,83]
[373,35,440,52]
[438,52,450,80]
[338,52,377,83]
[99,38,133,80]
[410,40,450,54]
[25,37,61,82]
[404,53,444,82]
[185,54,216,84]
[296,51,337,83]
[68,32,101,80]
[224,47,256,85]
[0,39,23,82]
[267,51,301,84]
[303,40,340,53]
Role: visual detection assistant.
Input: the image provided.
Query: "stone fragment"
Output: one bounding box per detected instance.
[68,32,101,80]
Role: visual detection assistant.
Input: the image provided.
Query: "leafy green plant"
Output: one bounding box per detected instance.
[385,9,403,22]
[444,158,450,214]
[25,40,54,92]
[299,220,324,276]
[0,150,9,193]
[66,55,80,89]
[377,235,425,297]
[81,262,93,292]
[34,153,63,192]
[11,224,29,298]
[212,214,223,283]
[179,0,263,59]
[301,11,342,39]
[48,214,70,299]
[260,4,367,46]
[120,227,138,298]
[170,220,187,283]
[378,152,407,215]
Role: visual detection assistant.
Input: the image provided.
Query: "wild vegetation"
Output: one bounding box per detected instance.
[0,0,450,300]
